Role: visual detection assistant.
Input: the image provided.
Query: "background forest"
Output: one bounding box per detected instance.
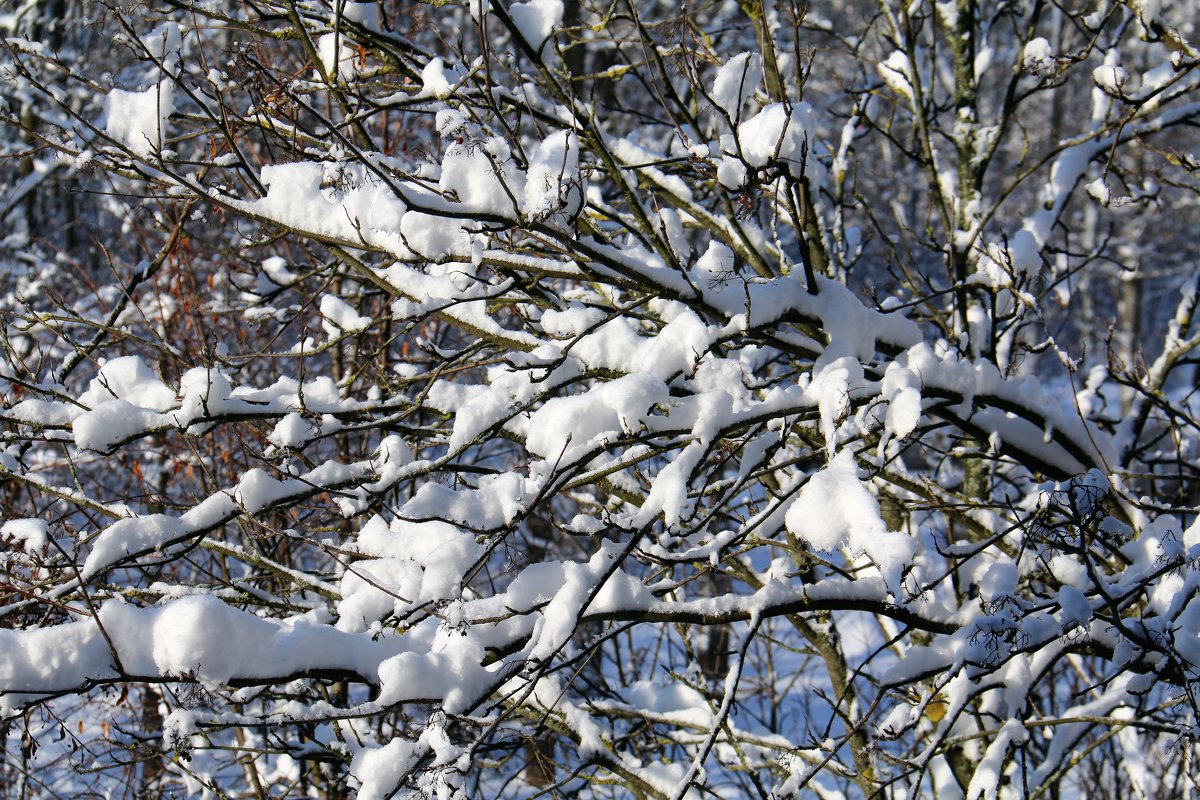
[3,0,1200,798]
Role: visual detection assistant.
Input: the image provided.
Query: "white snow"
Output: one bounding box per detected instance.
[78,355,176,411]
[1086,177,1112,204]
[417,57,455,99]
[710,52,763,120]
[268,412,314,449]
[737,103,822,181]
[319,294,371,334]
[441,141,521,216]
[9,8,1200,799]
[0,595,395,711]
[785,450,915,592]
[525,373,668,463]
[881,362,922,443]
[978,559,1017,602]
[1,519,47,553]
[524,130,581,218]
[879,51,915,101]
[1093,64,1130,93]
[509,0,562,52]
[104,81,174,157]
[318,32,362,82]
[1022,37,1054,72]
[74,398,166,452]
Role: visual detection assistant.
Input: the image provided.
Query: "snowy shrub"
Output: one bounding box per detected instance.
[3,0,1200,797]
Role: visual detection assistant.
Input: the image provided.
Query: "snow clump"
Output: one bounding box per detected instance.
[104,81,174,157]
